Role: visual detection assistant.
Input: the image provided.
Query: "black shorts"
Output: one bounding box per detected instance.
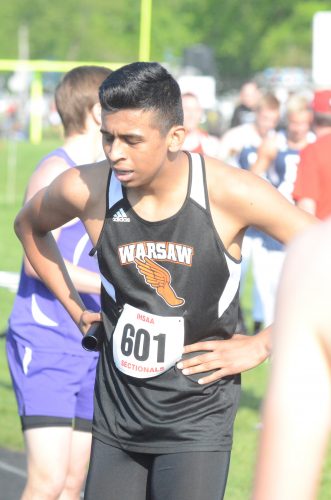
[84,438,231,500]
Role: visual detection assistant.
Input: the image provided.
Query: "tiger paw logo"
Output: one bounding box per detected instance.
[134,257,185,307]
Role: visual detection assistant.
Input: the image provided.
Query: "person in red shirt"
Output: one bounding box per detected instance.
[293,89,331,219]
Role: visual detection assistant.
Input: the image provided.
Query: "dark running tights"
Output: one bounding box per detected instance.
[84,438,231,500]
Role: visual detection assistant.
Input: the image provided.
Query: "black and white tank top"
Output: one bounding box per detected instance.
[92,152,242,453]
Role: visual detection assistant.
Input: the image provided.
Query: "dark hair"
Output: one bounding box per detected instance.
[99,62,183,135]
[314,112,331,128]
[55,65,112,137]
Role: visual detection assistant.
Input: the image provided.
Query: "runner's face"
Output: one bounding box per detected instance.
[101,108,172,188]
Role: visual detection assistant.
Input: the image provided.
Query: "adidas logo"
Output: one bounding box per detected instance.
[112,208,130,222]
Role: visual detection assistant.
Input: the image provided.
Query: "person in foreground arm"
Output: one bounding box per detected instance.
[253,218,331,500]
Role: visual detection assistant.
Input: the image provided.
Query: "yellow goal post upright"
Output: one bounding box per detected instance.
[0,0,153,144]
[0,59,127,144]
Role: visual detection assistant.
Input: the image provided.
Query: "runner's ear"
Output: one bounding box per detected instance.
[168,125,186,152]
[90,102,102,125]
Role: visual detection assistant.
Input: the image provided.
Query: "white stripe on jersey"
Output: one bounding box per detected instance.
[218,254,241,318]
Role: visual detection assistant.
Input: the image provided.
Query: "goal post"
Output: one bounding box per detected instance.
[0,60,128,144]
[0,0,153,143]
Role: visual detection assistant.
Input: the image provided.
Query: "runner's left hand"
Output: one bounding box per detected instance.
[177,333,269,384]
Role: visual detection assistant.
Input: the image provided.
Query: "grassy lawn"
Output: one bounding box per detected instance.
[0,139,330,498]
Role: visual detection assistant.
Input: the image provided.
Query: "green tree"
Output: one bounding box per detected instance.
[0,0,330,82]
[253,1,329,70]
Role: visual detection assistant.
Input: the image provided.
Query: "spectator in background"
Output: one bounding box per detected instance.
[218,92,280,167]
[252,93,314,201]
[253,217,331,500]
[248,94,314,327]
[181,92,221,158]
[293,89,331,219]
[219,93,281,334]
[230,81,261,128]
[6,65,111,500]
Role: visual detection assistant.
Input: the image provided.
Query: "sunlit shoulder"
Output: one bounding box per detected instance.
[204,155,271,209]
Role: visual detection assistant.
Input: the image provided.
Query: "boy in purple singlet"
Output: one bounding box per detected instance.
[6,65,111,500]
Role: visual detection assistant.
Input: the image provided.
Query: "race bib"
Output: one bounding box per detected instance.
[112,303,184,379]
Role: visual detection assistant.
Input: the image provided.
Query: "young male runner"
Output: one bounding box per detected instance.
[6,65,111,500]
[14,62,315,500]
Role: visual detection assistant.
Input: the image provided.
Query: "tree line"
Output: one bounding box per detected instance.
[1,0,330,82]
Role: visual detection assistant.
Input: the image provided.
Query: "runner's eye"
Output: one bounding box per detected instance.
[126,138,141,146]
[102,134,114,144]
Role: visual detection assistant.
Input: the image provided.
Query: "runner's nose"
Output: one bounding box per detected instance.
[107,137,125,163]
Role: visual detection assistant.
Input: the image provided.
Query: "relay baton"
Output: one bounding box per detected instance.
[81,321,104,352]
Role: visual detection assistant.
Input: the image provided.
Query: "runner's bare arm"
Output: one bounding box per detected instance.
[22,156,69,278]
[231,166,315,243]
[178,162,317,384]
[22,156,101,294]
[207,161,315,261]
[14,165,102,333]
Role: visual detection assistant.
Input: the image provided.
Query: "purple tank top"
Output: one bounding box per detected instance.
[8,148,100,354]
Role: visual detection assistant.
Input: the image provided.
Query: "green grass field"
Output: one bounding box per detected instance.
[0,139,330,499]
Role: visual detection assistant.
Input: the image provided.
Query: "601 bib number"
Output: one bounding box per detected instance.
[121,324,166,362]
[112,304,184,379]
